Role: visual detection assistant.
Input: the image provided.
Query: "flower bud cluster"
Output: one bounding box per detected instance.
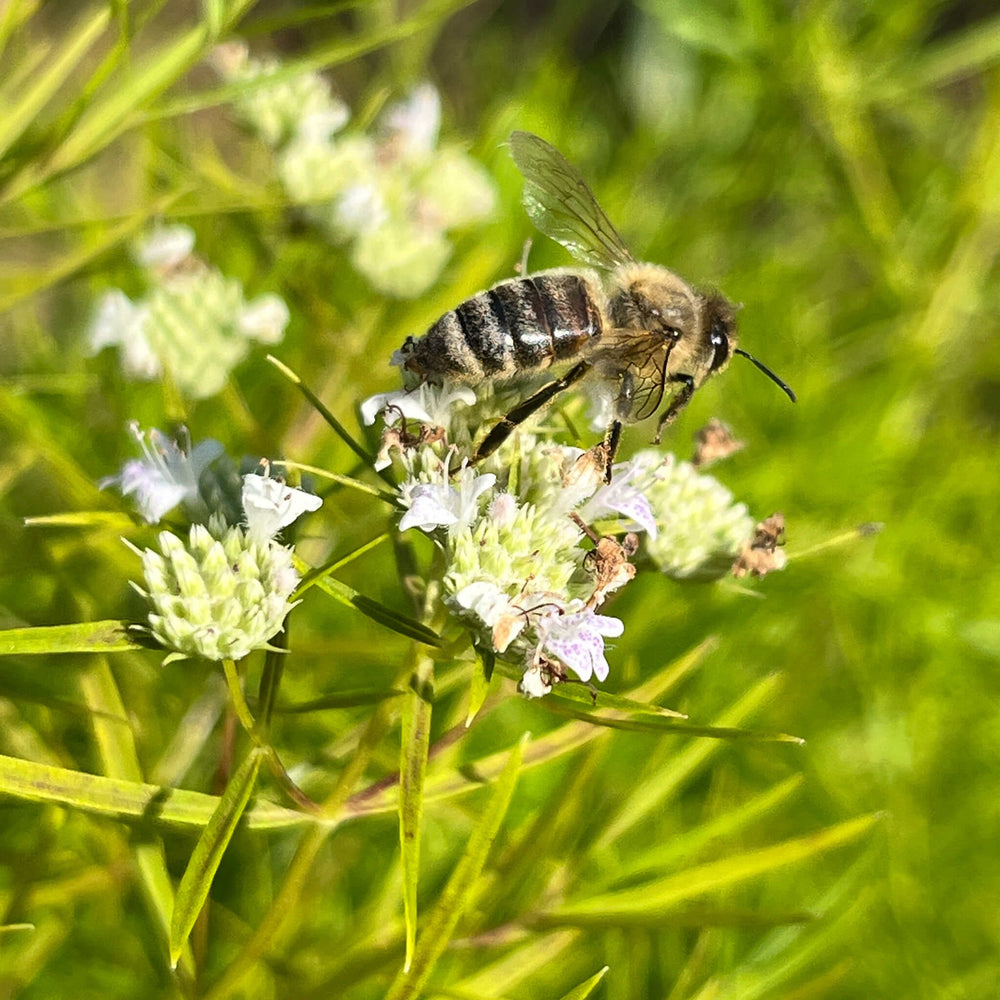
[137,514,300,662]
[88,226,289,399]
[211,45,496,298]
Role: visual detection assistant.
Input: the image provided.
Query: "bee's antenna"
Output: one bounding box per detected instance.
[734,349,797,403]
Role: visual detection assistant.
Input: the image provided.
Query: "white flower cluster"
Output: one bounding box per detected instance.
[88,226,289,399]
[364,384,780,697]
[107,425,322,662]
[211,44,496,298]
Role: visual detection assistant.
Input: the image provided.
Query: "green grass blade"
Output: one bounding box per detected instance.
[592,674,790,851]
[79,657,193,976]
[385,735,525,1000]
[557,966,610,1000]
[0,7,109,160]
[0,753,314,832]
[169,746,264,967]
[0,193,183,312]
[400,657,434,971]
[0,621,145,655]
[465,644,495,726]
[540,814,881,926]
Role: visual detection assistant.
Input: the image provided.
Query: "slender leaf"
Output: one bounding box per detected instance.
[465,644,495,727]
[400,658,434,971]
[385,735,525,1000]
[0,6,109,159]
[276,687,406,713]
[80,658,193,975]
[0,620,146,656]
[539,814,882,926]
[592,674,791,850]
[557,966,610,1000]
[310,573,442,646]
[0,753,314,832]
[169,746,265,966]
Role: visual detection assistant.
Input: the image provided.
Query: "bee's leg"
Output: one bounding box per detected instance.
[601,419,623,482]
[474,360,592,463]
[653,374,696,444]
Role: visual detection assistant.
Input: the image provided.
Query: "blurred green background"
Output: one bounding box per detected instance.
[2,1,999,997]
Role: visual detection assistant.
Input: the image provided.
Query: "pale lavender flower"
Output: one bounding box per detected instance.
[582,461,658,538]
[399,466,496,534]
[241,472,322,541]
[536,608,624,683]
[101,424,223,524]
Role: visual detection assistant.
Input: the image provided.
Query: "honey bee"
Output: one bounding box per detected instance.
[396,131,794,476]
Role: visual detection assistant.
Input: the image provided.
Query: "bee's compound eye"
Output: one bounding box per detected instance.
[709,322,730,371]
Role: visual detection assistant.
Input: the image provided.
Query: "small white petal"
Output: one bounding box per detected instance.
[520,664,552,699]
[102,426,223,524]
[361,390,433,427]
[334,183,388,236]
[242,473,323,540]
[398,484,459,532]
[238,295,290,344]
[383,82,440,156]
[296,103,350,142]
[134,225,196,270]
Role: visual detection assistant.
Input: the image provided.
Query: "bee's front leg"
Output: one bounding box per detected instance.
[653,374,696,444]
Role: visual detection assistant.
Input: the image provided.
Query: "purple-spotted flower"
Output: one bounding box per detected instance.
[536,607,625,684]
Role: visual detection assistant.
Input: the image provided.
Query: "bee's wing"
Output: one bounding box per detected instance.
[595,334,668,422]
[510,131,636,271]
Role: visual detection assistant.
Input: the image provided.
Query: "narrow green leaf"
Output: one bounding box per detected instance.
[400,659,434,971]
[0,620,145,656]
[541,814,882,926]
[310,574,442,646]
[557,966,610,1000]
[0,753,314,832]
[536,705,803,742]
[615,775,806,882]
[169,747,265,967]
[592,674,790,850]
[266,354,377,469]
[276,687,406,713]
[465,644,495,727]
[385,735,525,1000]
[0,193,183,311]
[80,658,192,974]
[23,511,135,530]
[0,6,109,159]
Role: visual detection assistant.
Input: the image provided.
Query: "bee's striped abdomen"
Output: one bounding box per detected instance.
[401,272,603,382]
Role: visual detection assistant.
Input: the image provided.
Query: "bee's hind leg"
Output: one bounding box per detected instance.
[601,420,623,482]
[473,360,592,464]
